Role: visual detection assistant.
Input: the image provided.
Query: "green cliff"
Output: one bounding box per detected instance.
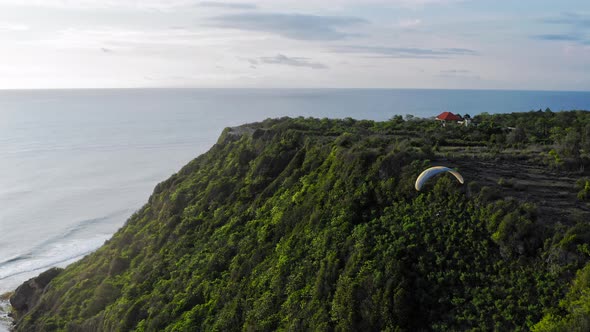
[11,113,590,331]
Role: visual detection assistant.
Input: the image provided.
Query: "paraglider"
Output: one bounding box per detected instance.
[415,166,464,191]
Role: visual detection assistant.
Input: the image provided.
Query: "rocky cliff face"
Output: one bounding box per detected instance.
[10,267,62,323]
[9,116,590,331]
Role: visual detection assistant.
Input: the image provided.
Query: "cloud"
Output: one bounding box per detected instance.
[332,45,478,59]
[390,0,464,8]
[533,34,583,42]
[208,13,367,40]
[541,12,590,28]
[0,23,29,31]
[0,0,206,11]
[440,69,471,74]
[398,19,422,28]
[536,13,590,45]
[438,69,480,80]
[198,1,257,10]
[252,0,464,10]
[0,0,467,11]
[24,27,243,53]
[246,54,328,69]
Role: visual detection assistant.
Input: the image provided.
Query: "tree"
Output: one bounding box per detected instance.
[506,127,527,145]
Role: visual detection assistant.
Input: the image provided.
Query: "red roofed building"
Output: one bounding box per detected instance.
[436,112,462,121]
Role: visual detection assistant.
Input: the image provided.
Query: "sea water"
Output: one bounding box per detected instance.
[1,88,589,298]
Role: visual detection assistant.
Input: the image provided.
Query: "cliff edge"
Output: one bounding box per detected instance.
[11,114,590,331]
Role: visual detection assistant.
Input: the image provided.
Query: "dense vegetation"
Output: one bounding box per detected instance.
[11,110,590,331]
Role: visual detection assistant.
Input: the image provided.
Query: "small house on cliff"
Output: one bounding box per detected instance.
[436,111,462,122]
[436,112,466,127]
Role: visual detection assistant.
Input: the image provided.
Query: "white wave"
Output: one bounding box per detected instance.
[0,297,11,332]
[0,235,108,282]
[0,209,131,291]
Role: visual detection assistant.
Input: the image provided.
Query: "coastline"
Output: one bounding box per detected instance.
[0,293,12,332]
[0,256,84,332]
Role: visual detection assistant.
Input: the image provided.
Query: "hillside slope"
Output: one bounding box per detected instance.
[11,114,590,331]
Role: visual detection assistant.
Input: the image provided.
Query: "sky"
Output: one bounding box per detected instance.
[0,0,589,90]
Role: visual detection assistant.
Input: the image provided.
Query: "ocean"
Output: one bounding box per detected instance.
[0,88,589,302]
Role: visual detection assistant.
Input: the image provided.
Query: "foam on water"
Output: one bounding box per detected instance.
[0,298,10,332]
[0,210,130,293]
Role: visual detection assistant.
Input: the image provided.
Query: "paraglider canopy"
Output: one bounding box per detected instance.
[415,166,464,191]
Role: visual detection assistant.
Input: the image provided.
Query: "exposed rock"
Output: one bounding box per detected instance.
[10,267,63,322]
[226,125,256,137]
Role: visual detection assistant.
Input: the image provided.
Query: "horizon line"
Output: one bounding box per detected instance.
[0,87,589,93]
